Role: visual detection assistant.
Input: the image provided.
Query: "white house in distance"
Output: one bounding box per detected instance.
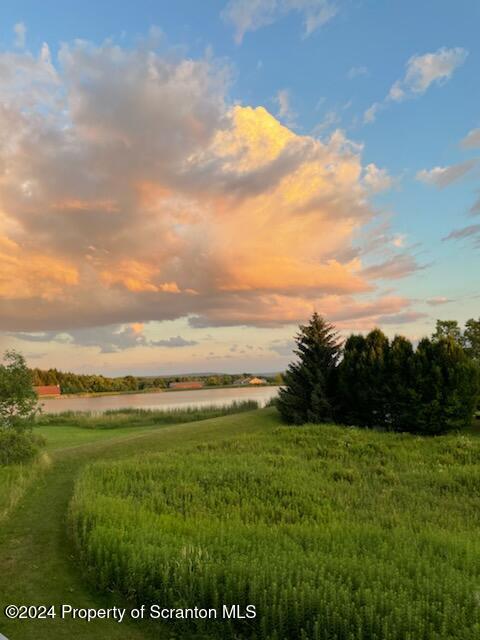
[234,376,268,386]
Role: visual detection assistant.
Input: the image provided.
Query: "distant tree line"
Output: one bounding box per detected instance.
[278,313,480,435]
[30,369,278,394]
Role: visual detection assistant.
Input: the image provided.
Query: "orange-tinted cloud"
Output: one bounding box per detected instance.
[0,38,419,334]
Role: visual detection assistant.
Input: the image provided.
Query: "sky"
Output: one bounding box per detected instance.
[0,0,479,375]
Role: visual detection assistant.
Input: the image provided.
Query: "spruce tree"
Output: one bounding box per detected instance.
[336,334,368,426]
[277,313,341,425]
[387,335,418,432]
[337,329,389,427]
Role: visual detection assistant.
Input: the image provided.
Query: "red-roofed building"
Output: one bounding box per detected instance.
[34,385,61,396]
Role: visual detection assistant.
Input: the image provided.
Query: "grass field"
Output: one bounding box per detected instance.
[1,407,480,639]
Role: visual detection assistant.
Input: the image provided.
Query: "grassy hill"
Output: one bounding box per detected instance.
[1,408,480,639]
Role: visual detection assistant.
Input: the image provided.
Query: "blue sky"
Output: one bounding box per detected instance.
[0,1,478,374]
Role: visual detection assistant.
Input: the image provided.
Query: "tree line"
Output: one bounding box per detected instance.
[30,368,276,394]
[278,314,480,435]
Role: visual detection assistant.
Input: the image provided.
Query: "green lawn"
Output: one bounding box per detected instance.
[1,409,480,639]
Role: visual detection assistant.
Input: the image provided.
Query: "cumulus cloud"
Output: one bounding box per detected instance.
[362,163,393,193]
[222,0,338,43]
[461,128,480,149]
[416,159,477,188]
[0,36,418,337]
[364,47,467,124]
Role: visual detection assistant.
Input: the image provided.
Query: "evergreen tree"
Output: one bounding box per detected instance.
[387,335,418,432]
[277,313,341,425]
[336,334,368,426]
[337,329,389,427]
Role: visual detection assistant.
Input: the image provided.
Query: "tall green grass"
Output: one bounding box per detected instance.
[0,452,51,522]
[69,418,480,639]
[37,400,259,429]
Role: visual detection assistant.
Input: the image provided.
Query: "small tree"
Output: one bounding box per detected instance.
[0,350,40,431]
[277,313,341,425]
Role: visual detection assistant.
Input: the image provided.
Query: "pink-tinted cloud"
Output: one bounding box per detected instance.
[0,38,418,336]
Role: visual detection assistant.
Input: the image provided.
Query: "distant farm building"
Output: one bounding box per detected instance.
[235,377,267,386]
[169,381,204,390]
[34,385,61,396]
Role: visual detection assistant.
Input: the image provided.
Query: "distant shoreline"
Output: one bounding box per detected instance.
[42,383,279,400]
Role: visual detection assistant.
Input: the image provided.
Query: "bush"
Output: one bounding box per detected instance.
[0,350,39,430]
[0,429,45,465]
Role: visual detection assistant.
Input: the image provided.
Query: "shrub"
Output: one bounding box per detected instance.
[0,429,45,465]
[0,350,39,430]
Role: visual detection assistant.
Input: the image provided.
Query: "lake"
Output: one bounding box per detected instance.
[40,385,280,414]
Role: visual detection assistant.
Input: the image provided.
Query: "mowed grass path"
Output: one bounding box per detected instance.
[0,410,275,640]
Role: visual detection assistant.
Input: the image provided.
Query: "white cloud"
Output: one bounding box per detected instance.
[363,163,393,194]
[416,160,477,188]
[13,22,26,49]
[394,47,468,98]
[364,47,467,125]
[222,0,338,43]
